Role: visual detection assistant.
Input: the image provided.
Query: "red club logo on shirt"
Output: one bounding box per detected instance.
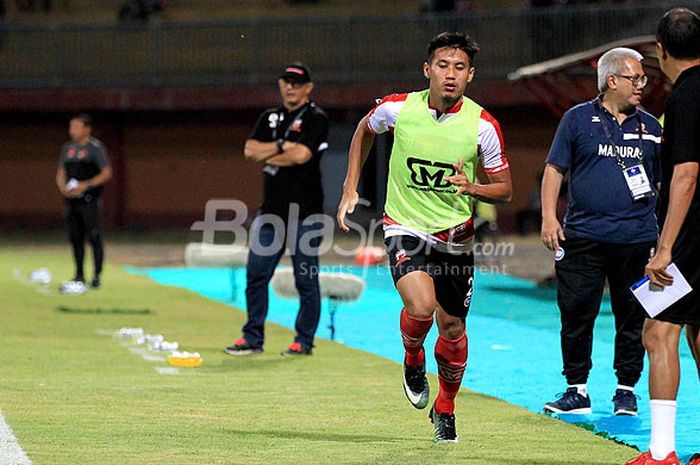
[395,249,410,267]
[78,150,87,159]
[290,119,303,132]
[67,148,76,159]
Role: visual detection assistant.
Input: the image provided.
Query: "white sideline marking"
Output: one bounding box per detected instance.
[0,410,32,465]
[155,367,181,375]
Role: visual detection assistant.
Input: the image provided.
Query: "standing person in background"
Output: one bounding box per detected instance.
[224,62,329,357]
[541,47,662,417]
[338,32,512,444]
[626,8,700,465]
[55,114,112,289]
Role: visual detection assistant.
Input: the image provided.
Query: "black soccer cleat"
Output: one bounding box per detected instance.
[402,360,429,409]
[428,403,458,444]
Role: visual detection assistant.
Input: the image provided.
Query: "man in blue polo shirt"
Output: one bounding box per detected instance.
[540,47,662,416]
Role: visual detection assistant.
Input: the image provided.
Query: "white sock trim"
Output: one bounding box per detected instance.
[649,399,677,461]
[650,399,677,406]
[616,384,634,392]
[568,384,588,396]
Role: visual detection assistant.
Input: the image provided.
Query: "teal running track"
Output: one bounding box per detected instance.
[127,265,699,462]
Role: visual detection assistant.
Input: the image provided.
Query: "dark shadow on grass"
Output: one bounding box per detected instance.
[225,428,404,443]
[56,306,152,315]
[205,357,291,372]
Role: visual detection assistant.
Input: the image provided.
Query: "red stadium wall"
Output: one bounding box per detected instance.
[0,106,558,232]
[0,111,263,229]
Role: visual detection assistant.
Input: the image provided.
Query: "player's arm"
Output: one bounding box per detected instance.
[267,114,328,167]
[337,115,375,232]
[540,163,566,251]
[68,166,113,198]
[243,139,283,163]
[265,141,312,167]
[446,159,512,203]
[56,167,68,196]
[469,168,511,204]
[86,165,113,189]
[646,161,699,287]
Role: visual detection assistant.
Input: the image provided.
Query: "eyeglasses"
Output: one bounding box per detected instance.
[615,74,648,88]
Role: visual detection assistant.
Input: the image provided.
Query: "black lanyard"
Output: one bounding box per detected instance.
[594,99,644,170]
[272,106,308,141]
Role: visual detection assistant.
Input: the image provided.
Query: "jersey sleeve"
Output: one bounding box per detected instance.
[296,112,329,154]
[478,110,509,174]
[545,110,574,170]
[57,142,70,169]
[366,93,407,135]
[92,140,110,169]
[249,110,274,142]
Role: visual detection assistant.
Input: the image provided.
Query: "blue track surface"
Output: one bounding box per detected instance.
[127,265,699,462]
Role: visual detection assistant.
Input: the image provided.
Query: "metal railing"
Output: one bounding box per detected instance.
[0,2,695,89]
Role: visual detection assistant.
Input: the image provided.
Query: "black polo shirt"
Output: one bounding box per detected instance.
[658,65,700,225]
[249,101,329,219]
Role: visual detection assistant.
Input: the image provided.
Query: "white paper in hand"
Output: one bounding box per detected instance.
[66,178,80,190]
[631,263,692,318]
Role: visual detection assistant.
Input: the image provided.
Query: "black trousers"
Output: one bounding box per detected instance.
[65,197,104,280]
[555,237,654,387]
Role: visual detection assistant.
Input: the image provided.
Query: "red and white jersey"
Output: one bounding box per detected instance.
[366,93,509,175]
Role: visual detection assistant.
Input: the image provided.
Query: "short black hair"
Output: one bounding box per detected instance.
[656,8,700,60]
[428,32,479,65]
[71,113,93,127]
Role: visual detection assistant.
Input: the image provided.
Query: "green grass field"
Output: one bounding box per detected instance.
[0,247,639,465]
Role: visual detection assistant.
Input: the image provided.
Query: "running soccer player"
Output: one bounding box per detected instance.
[337,32,512,444]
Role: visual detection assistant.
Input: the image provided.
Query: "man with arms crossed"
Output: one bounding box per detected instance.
[224,63,329,357]
[337,32,512,443]
[627,8,700,465]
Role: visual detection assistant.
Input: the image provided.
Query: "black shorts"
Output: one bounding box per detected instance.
[657,204,700,326]
[385,235,474,319]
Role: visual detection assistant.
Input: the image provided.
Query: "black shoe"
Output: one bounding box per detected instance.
[428,403,458,444]
[73,275,85,283]
[223,338,263,356]
[612,389,638,416]
[543,387,592,414]
[281,342,312,356]
[402,360,429,409]
[91,277,101,289]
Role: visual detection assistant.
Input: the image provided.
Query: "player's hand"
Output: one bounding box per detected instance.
[65,182,88,198]
[645,248,674,288]
[63,186,81,198]
[445,159,474,195]
[337,190,359,232]
[541,217,565,251]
